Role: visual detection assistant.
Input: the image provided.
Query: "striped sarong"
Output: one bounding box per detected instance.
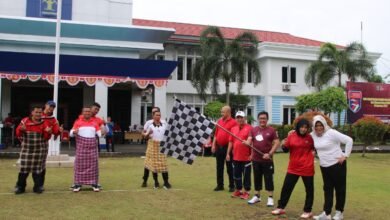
[19,132,46,174]
[145,139,168,173]
[74,135,99,185]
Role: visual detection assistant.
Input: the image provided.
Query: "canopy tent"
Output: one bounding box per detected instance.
[0,51,177,88]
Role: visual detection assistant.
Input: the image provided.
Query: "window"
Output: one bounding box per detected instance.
[282,66,297,83]
[177,57,184,80]
[247,65,253,83]
[186,58,193,80]
[157,55,164,60]
[283,107,296,125]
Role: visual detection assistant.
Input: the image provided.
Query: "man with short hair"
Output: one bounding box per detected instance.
[90,102,105,153]
[246,111,280,206]
[226,111,252,199]
[212,106,237,192]
[14,106,52,194]
[41,100,62,191]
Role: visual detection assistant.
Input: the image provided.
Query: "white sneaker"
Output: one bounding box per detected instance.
[92,184,100,192]
[267,197,274,207]
[314,211,331,220]
[247,195,261,204]
[300,212,313,219]
[332,211,344,220]
[73,185,81,192]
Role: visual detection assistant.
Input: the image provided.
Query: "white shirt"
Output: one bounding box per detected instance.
[146,121,167,141]
[143,119,166,132]
[311,129,353,167]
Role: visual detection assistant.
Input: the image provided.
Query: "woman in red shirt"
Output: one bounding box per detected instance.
[271,119,315,219]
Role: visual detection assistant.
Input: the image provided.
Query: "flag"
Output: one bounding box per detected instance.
[160,99,215,164]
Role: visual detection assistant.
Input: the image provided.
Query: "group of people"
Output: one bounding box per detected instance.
[14,101,353,219]
[212,105,353,220]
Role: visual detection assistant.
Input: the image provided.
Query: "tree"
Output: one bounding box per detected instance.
[204,101,225,121]
[305,42,373,126]
[192,26,261,105]
[295,87,347,117]
[367,73,385,83]
[216,93,250,113]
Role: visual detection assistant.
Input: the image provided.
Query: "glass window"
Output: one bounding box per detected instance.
[248,65,253,83]
[282,67,288,83]
[177,57,184,80]
[187,58,193,81]
[291,67,296,83]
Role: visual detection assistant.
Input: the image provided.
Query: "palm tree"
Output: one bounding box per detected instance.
[191,26,261,105]
[305,42,374,126]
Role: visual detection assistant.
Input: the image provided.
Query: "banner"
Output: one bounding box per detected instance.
[347,81,390,123]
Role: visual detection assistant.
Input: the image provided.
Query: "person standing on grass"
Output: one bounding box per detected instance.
[105,116,115,152]
[245,111,280,206]
[143,110,171,189]
[141,106,163,187]
[14,106,52,194]
[312,115,353,220]
[212,106,237,192]
[41,100,62,191]
[271,118,315,219]
[226,111,252,200]
[70,107,102,192]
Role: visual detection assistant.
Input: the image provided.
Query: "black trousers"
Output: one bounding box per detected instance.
[277,173,314,212]
[105,136,115,152]
[233,161,251,191]
[252,161,274,191]
[320,162,347,215]
[215,146,234,188]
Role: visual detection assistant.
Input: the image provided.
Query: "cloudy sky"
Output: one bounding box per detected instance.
[133,0,390,79]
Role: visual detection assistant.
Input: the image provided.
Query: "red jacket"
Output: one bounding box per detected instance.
[284,132,315,176]
[16,117,52,140]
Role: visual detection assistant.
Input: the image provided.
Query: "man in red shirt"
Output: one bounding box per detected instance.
[246,111,280,206]
[226,111,252,199]
[212,106,237,192]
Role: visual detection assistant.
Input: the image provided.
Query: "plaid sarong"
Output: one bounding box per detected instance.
[145,139,168,173]
[74,136,99,185]
[19,132,47,174]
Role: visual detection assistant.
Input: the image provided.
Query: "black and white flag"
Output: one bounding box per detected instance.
[160,99,215,164]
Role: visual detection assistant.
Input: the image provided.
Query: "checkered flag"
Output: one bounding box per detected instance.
[160,99,215,165]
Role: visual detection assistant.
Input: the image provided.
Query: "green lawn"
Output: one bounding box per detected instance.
[0,153,389,220]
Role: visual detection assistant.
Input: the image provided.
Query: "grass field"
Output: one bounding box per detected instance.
[0,153,389,220]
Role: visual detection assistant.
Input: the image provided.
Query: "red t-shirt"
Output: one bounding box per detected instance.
[42,113,60,136]
[250,126,278,162]
[229,124,252,161]
[215,117,238,147]
[16,117,52,140]
[284,132,315,176]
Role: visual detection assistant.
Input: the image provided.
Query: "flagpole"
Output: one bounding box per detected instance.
[215,123,265,156]
[53,0,62,118]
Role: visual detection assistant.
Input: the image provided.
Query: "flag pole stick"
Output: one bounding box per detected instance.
[215,123,264,156]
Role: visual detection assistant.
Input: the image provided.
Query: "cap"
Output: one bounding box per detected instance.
[235,111,246,118]
[46,100,56,107]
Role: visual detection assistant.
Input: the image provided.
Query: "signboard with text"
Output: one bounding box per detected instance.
[347,81,390,124]
[26,0,72,20]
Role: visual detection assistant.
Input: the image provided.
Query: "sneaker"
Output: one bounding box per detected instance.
[213,186,224,191]
[271,208,286,215]
[231,190,242,198]
[247,195,261,204]
[300,212,313,219]
[73,185,81,192]
[92,184,100,192]
[33,187,43,194]
[240,192,250,200]
[267,197,274,207]
[141,182,147,188]
[332,211,344,220]
[154,182,160,189]
[69,184,76,190]
[314,211,331,220]
[14,187,25,195]
[163,183,172,190]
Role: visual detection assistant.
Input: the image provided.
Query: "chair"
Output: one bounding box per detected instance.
[61,130,71,149]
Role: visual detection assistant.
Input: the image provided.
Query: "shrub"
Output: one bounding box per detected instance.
[270,124,294,140]
[352,116,387,157]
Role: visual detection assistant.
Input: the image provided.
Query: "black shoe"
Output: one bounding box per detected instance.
[163,183,172,190]
[154,182,160,189]
[14,187,25,195]
[229,187,235,192]
[33,187,43,194]
[141,182,147,187]
[214,186,224,191]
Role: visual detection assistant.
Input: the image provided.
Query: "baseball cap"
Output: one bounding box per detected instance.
[235,111,246,118]
[46,100,56,107]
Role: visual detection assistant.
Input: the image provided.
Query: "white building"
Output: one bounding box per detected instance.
[0,0,381,132]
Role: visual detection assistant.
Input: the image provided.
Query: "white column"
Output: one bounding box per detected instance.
[153,85,167,119]
[1,80,11,120]
[94,81,108,120]
[131,88,141,125]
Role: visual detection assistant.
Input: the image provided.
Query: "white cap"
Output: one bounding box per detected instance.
[235,111,246,117]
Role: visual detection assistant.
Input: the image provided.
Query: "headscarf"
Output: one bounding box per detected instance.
[312,115,331,136]
[295,118,310,137]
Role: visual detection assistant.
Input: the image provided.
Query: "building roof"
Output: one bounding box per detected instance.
[133,18,327,47]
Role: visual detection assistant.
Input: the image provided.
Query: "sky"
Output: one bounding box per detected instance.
[133,0,390,80]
